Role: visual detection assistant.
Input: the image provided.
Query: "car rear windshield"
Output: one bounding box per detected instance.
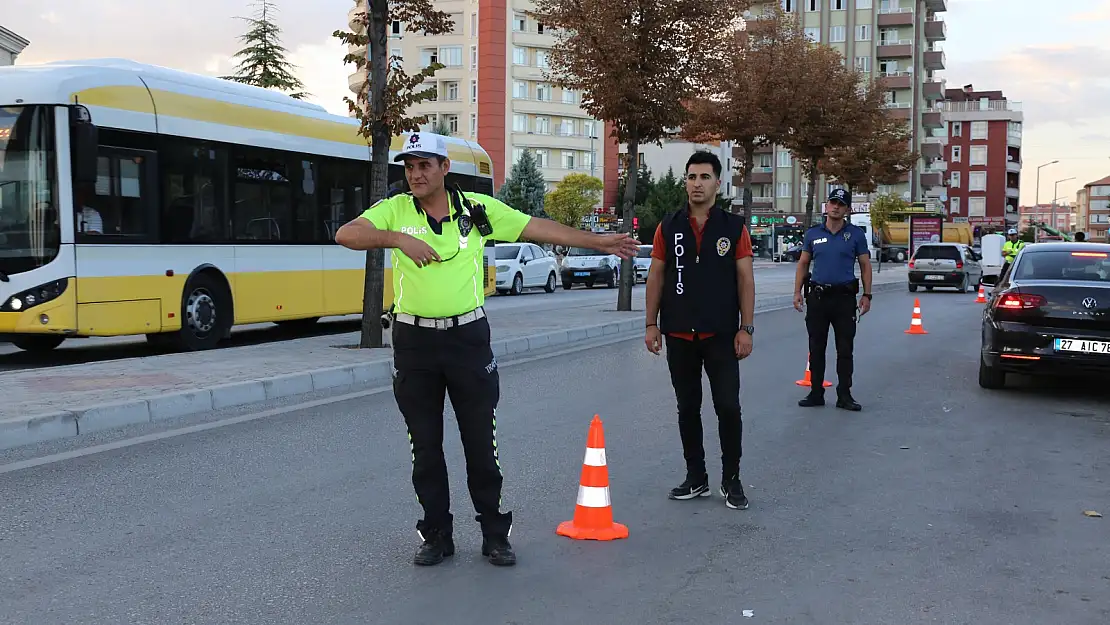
[637,246,653,258]
[1013,250,1110,282]
[914,245,962,261]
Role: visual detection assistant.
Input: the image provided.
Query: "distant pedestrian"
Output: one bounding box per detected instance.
[792,188,872,411]
[644,150,756,511]
[335,132,639,567]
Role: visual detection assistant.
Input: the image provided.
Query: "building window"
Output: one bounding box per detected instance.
[855,57,871,73]
[829,26,846,42]
[445,114,459,135]
[858,0,873,8]
[439,46,463,67]
[951,145,961,162]
[420,48,438,66]
[512,147,523,163]
[513,80,527,98]
[470,45,477,70]
[562,89,577,104]
[535,116,550,134]
[449,13,462,35]
[391,21,401,35]
[805,0,819,11]
[970,145,987,166]
[831,0,844,9]
[559,119,574,136]
[390,48,402,70]
[563,152,576,170]
[536,50,549,68]
[445,81,459,101]
[968,197,986,217]
[513,12,526,31]
[804,27,820,42]
[969,172,986,191]
[856,25,871,41]
[513,46,527,65]
[513,114,527,132]
[951,121,962,137]
[471,12,478,36]
[879,28,898,45]
[971,121,988,140]
[470,80,477,103]
[950,197,960,215]
[469,113,477,138]
[879,60,899,75]
[1092,186,1110,197]
[777,150,792,167]
[780,0,795,11]
[534,149,548,168]
[423,82,437,102]
[777,181,792,197]
[536,83,552,101]
[584,121,596,138]
[950,171,960,188]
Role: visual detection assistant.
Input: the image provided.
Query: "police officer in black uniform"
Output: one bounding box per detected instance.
[792,188,872,411]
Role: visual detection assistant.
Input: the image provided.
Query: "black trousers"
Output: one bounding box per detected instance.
[664,333,743,480]
[391,315,512,538]
[805,292,858,398]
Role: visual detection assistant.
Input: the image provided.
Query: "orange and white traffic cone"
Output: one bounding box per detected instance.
[556,415,629,541]
[904,298,928,334]
[795,352,832,388]
[975,284,987,303]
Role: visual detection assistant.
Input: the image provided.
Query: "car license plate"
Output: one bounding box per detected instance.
[924,275,944,281]
[574,271,589,277]
[1054,338,1110,354]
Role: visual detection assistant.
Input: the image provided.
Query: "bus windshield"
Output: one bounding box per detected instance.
[0,105,60,277]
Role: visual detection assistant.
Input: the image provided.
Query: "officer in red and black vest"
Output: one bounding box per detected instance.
[645,150,756,511]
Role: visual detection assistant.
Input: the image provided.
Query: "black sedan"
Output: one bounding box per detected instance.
[979,242,1110,389]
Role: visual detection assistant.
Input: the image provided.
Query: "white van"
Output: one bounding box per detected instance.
[979,233,1005,281]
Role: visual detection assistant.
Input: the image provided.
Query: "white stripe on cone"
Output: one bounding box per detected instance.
[576,485,612,508]
[583,447,607,467]
[911,318,922,325]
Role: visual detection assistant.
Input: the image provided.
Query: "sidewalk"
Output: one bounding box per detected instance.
[0,266,907,450]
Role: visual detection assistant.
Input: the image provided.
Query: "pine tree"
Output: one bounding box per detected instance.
[221,0,308,100]
[496,150,547,219]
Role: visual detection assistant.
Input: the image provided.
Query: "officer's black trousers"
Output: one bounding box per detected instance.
[391,316,511,538]
[805,292,857,398]
[664,333,743,480]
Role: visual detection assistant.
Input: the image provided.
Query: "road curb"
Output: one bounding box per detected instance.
[0,280,906,452]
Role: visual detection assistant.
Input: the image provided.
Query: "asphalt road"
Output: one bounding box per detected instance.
[3,290,1108,625]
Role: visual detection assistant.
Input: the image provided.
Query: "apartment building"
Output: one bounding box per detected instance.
[345,0,605,193]
[937,84,1022,230]
[1079,176,1110,242]
[1018,204,1073,235]
[0,25,30,66]
[692,0,948,220]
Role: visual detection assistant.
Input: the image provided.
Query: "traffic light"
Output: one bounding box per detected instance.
[633,217,639,229]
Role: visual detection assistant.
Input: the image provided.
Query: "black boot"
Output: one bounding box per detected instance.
[413,525,455,566]
[478,511,516,566]
[798,392,825,407]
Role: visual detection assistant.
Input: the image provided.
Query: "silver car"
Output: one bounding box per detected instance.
[908,242,984,293]
[634,244,653,283]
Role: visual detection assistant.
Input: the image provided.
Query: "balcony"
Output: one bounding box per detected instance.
[920,172,944,187]
[923,133,949,146]
[938,99,1024,123]
[512,29,554,49]
[877,40,914,58]
[512,129,597,152]
[921,111,943,128]
[924,18,947,40]
[877,9,914,27]
[878,71,912,90]
[347,70,367,93]
[1007,161,1022,173]
[751,196,774,207]
[1006,186,1020,199]
[923,79,945,101]
[928,159,948,172]
[347,4,366,32]
[885,105,912,121]
[1007,130,1022,147]
[512,96,589,118]
[920,142,942,159]
[924,49,945,70]
[925,0,948,12]
[512,62,552,82]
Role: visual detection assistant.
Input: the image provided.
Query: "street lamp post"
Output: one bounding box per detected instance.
[1052,176,1075,235]
[1035,160,1059,208]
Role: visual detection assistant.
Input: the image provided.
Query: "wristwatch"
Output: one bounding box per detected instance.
[740,325,755,336]
[862,293,872,300]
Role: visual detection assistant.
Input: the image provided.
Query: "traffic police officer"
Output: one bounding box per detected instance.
[1001,228,1025,276]
[792,188,872,411]
[335,132,639,568]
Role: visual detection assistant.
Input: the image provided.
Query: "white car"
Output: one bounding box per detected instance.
[495,242,559,295]
[559,246,621,289]
[634,244,653,282]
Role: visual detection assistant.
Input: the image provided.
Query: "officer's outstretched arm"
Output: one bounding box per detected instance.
[335,217,404,251]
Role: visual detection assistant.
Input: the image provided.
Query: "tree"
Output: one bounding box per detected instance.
[681,5,811,226]
[781,45,887,228]
[496,150,547,218]
[334,1,452,348]
[222,0,309,99]
[544,174,604,229]
[867,192,907,271]
[431,118,453,136]
[640,167,684,241]
[530,0,751,311]
[820,110,918,198]
[617,161,653,215]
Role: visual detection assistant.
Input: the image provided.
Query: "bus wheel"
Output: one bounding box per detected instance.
[10,335,65,352]
[176,273,230,351]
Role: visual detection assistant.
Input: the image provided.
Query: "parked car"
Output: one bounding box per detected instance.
[634,245,653,282]
[495,242,559,295]
[560,246,620,289]
[978,242,1110,389]
[907,242,983,292]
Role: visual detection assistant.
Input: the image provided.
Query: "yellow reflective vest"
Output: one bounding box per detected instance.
[1002,239,1025,263]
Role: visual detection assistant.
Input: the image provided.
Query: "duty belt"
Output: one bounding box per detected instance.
[394,306,486,330]
[809,281,857,297]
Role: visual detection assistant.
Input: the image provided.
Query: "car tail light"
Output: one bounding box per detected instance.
[956,261,963,269]
[908,260,915,269]
[1072,251,1108,258]
[995,292,1046,310]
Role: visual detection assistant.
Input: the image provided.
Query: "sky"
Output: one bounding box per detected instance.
[4,0,1109,207]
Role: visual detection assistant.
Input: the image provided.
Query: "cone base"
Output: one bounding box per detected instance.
[904,327,928,334]
[556,520,629,541]
[795,379,833,387]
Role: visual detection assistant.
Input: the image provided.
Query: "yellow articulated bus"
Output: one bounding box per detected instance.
[0,58,497,352]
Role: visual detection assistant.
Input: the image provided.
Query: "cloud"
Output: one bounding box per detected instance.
[1068,0,1110,21]
[946,44,1110,128]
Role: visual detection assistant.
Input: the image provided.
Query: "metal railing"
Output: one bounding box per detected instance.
[939,100,1022,112]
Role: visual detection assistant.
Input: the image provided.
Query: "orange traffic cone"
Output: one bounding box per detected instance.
[904,298,928,334]
[795,352,832,388]
[556,415,629,541]
[975,284,987,303]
